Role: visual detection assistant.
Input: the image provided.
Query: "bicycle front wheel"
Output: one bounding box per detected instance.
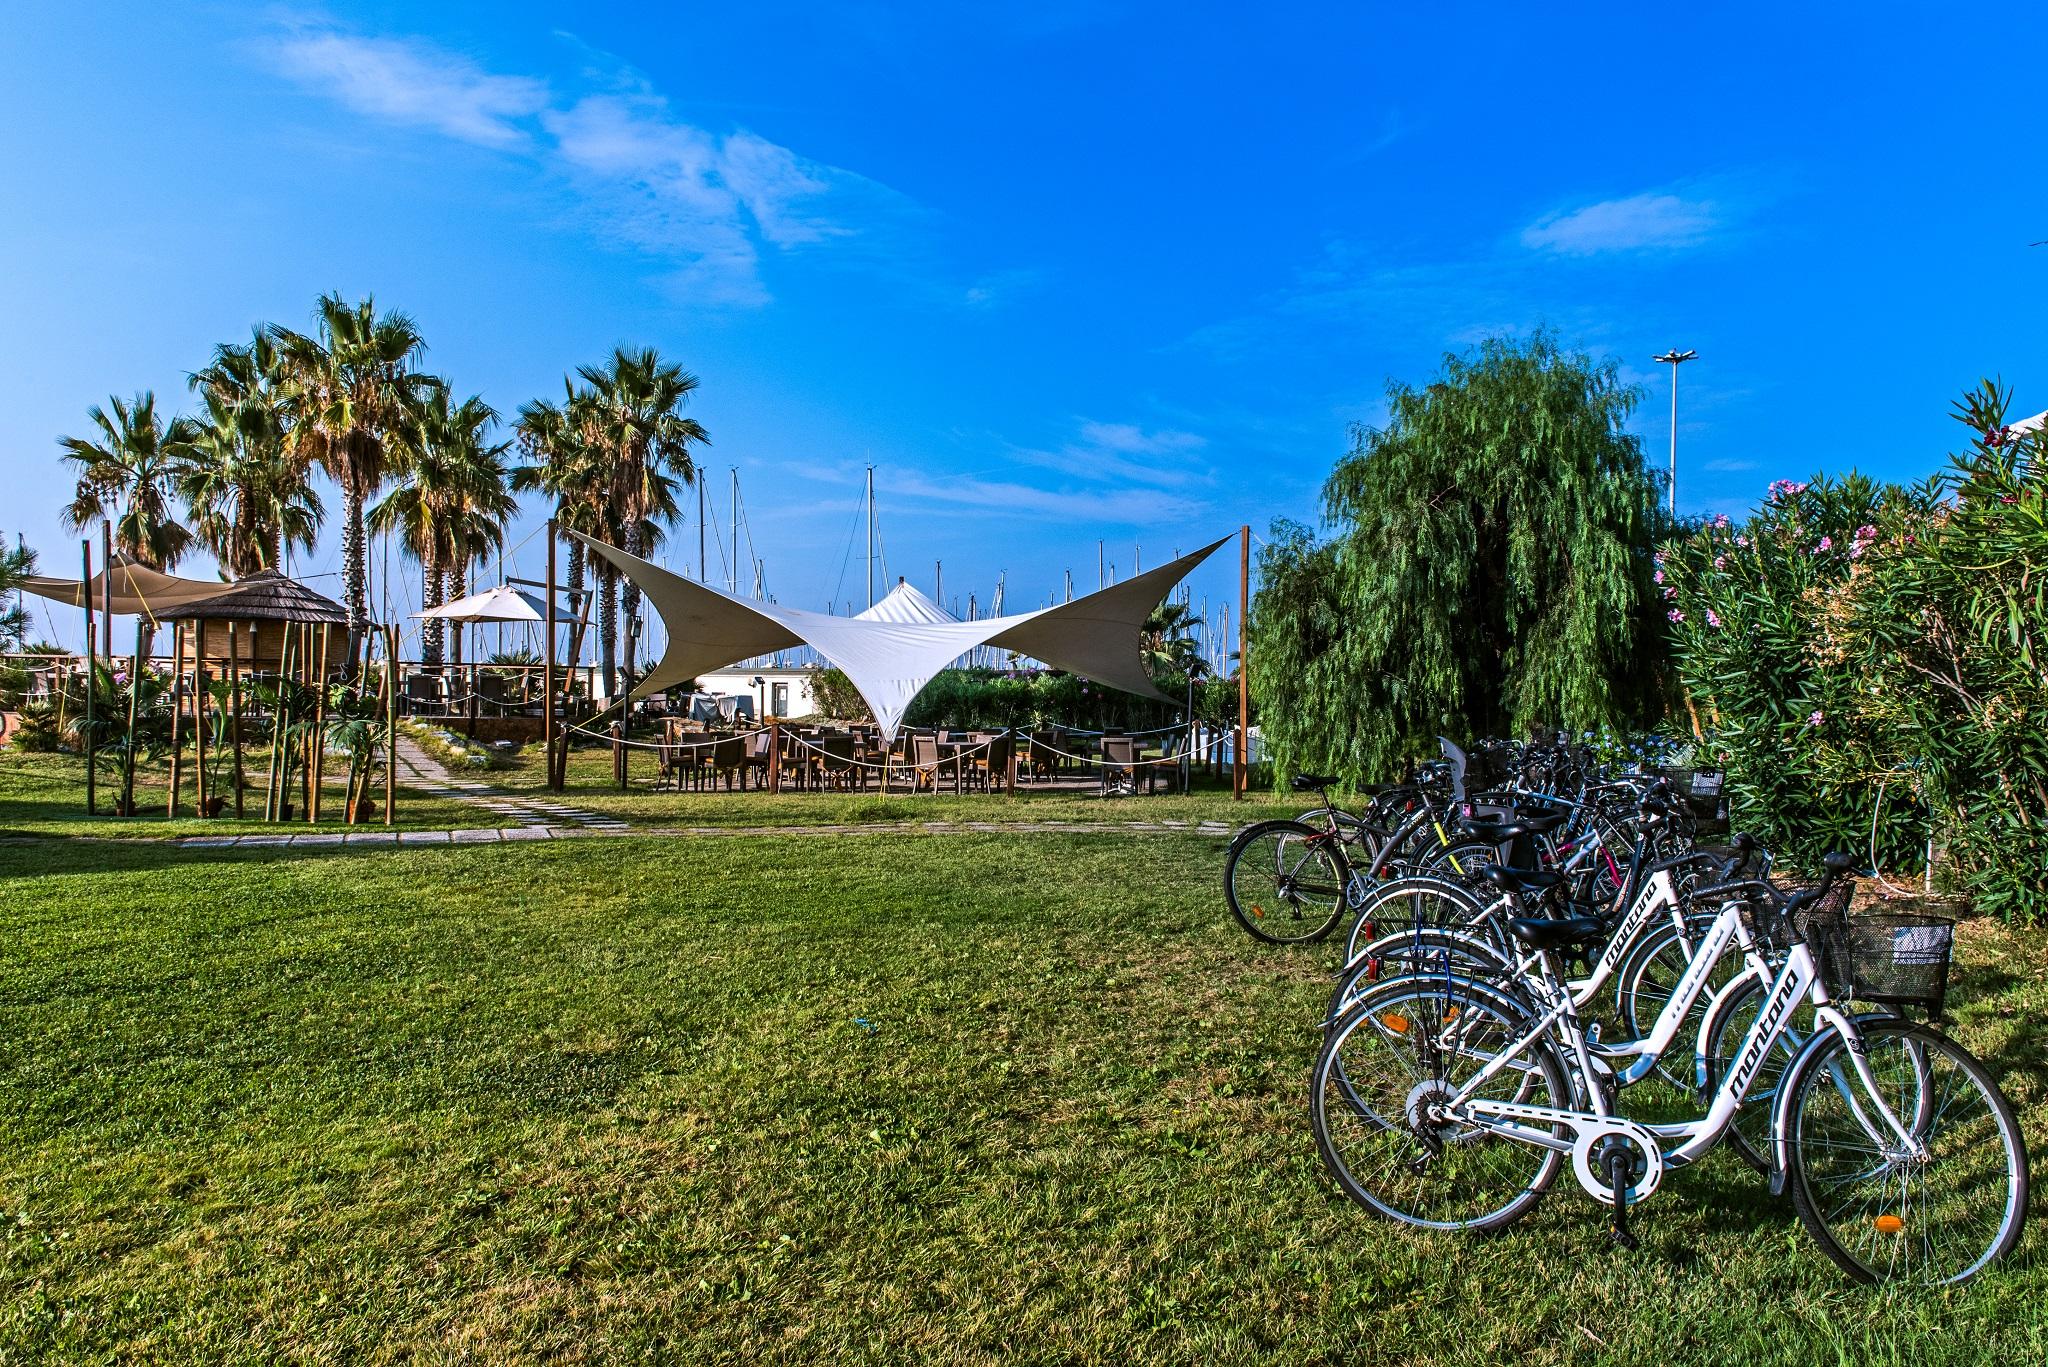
[1224,820,1349,944]
[1785,1020,2029,1285]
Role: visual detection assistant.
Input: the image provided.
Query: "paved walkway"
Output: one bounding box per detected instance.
[391,735,632,834]
[30,814,1240,852]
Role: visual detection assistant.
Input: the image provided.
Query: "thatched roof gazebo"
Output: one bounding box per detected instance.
[168,569,350,665]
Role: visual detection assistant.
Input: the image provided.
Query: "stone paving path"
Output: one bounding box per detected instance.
[152,815,1239,851]
[391,735,632,834]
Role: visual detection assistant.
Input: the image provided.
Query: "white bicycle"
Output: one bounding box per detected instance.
[1312,855,2029,1284]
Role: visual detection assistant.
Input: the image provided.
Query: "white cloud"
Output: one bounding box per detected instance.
[1009,419,1211,490]
[262,28,548,148]
[1521,192,1720,255]
[255,20,884,304]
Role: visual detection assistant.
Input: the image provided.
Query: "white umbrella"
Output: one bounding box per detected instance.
[414,584,558,623]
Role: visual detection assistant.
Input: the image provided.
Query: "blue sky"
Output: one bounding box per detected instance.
[5,2,2046,651]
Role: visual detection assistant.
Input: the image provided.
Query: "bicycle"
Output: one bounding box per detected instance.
[1311,854,2028,1283]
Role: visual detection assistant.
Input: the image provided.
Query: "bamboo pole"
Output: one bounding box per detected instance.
[769,720,781,794]
[121,618,144,816]
[309,624,330,823]
[268,622,292,820]
[81,539,95,815]
[384,624,397,826]
[229,621,245,818]
[194,619,209,816]
[166,620,186,817]
[1235,524,1249,801]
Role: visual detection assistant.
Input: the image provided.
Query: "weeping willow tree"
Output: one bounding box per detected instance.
[1251,332,1669,783]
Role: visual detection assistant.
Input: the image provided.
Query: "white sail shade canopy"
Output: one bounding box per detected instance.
[415,583,562,623]
[573,532,1230,741]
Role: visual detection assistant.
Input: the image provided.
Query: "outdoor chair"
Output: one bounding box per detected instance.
[1099,735,1139,795]
[971,731,1013,791]
[911,733,958,793]
[404,673,448,717]
[743,730,774,788]
[700,736,745,792]
[477,672,515,716]
[818,734,862,791]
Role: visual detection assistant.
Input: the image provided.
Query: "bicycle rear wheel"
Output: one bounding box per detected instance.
[1312,976,1568,1232]
[1785,1020,2028,1284]
[1224,820,1349,944]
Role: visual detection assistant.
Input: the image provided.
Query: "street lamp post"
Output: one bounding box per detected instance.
[1653,349,1697,517]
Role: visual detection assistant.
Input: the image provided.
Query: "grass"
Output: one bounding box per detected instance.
[1,820,2043,1363]
[0,749,480,841]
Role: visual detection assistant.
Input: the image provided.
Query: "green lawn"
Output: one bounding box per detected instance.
[0,750,481,841]
[1,824,2042,1364]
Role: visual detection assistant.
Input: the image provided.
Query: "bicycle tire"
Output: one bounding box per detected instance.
[1224,820,1350,944]
[1785,1020,2028,1284]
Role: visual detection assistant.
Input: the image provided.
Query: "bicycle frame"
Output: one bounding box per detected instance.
[1433,920,1924,1189]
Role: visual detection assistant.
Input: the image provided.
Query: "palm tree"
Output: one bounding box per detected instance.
[58,391,198,570]
[372,388,513,671]
[512,385,605,655]
[183,332,323,577]
[272,293,434,662]
[1142,600,1207,683]
[576,347,709,696]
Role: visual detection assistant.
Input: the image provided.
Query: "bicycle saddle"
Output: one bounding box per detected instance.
[1291,773,1341,791]
[1507,916,1606,950]
[1459,808,1566,843]
[1476,864,1564,894]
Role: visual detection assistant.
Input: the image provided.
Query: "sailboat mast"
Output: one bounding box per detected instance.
[698,478,706,583]
[865,464,876,609]
[729,468,738,595]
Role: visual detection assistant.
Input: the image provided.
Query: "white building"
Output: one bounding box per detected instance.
[692,665,820,720]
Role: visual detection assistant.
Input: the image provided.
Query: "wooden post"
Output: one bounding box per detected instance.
[100,525,113,673]
[543,519,558,793]
[229,621,245,818]
[194,619,209,816]
[268,621,292,820]
[384,625,398,827]
[1005,725,1017,796]
[121,618,145,816]
[1234,523,1249,801]
[769,720,781,793]
[167,621,186,817]
[612,721,626,789]
[467,661,480,738]
[309,624,330,823]
[81,539,95,815]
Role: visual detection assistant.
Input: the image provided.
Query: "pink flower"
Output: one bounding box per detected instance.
[1807,709,1824,727]
[1813,536,1833,553]
[1855,524,1877,540]
[1663,586,1677,599]
[1734,535,1750,548]
[1713,555,1726,570]
[1667,609,1685,622]
[1713,514,1731,529]
[1705,608,1721,628]
[1653,569,1664,584]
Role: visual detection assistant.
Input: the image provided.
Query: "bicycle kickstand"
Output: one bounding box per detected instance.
[1605,1146,1639,1252]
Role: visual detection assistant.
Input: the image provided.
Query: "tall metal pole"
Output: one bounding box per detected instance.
[865,465,876,609]
[81,538,95,815]
[698,478,707,583]
[100,524,112,670]
[1653,349,1696,517]
[1235,524,1250,801]
[544,518,558,793]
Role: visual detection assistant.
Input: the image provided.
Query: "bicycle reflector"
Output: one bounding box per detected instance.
[1381,1012,1411,1035]
[1873,1215,1905,1235]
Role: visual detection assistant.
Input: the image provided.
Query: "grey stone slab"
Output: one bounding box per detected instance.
[295,833,347,846]
[398,830,452,844]
[450,828,502,843]
[500,826,554,840]
[180,837,240,847]
[344,831,401,844]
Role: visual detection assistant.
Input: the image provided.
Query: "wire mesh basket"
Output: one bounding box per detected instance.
[1748,882,1954,1016]
[1817,912,1955,1017]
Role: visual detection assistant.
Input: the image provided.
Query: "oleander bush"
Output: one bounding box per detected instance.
[1666,382,2048,920]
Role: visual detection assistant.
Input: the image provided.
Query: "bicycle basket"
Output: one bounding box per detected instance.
[1816,912,1955,1017]
[1743,879,1852,961]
